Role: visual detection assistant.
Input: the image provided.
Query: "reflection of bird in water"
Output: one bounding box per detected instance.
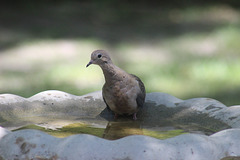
[103,120,143,140]
[86,50,146,120]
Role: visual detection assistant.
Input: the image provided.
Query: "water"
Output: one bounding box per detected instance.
[12,115,228,140]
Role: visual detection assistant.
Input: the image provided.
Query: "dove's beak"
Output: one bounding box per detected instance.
[86,61,92,67]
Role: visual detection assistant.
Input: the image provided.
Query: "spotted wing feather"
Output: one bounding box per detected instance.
[130,74,146,108]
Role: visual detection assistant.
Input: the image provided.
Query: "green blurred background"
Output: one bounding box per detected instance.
[0,0,240,106]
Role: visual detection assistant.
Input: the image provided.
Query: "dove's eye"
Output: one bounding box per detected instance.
[97,54,102,58]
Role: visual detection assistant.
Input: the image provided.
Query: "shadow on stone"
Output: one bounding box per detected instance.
[99,100,230,137]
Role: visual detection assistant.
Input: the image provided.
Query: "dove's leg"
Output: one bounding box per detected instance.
[114,113,118,119]
[133,113,137,120]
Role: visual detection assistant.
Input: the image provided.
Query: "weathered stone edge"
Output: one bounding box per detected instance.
[0,127,239,160]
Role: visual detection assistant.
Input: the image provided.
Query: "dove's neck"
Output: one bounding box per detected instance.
[100,63,124,84]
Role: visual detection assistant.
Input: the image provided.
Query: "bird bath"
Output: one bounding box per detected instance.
[0,91,229,140]
[1,90,240,160]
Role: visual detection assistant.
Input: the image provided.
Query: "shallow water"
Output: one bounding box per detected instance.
[13,116,221,140]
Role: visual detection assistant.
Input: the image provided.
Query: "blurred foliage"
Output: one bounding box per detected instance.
[0,1,240,106]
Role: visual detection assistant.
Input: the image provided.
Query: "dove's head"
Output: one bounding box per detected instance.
[86,50,112,67]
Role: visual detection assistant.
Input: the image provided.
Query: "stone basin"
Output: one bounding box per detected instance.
[1,90,240,160]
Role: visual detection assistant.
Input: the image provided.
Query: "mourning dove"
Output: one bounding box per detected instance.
[86,50,146,120]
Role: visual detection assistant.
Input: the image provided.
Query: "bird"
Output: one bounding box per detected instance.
[86,50,146,120]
